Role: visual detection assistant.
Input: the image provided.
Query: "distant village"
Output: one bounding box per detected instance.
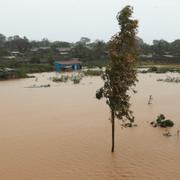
[1,33,180,79]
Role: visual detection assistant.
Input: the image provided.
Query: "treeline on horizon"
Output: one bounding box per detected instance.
[0,33,180,68]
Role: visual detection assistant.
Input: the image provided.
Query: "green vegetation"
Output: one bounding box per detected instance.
[52,75,69,83]
[16,64,53,73]
[0,68,29,79]
[0,64,53,80]
[139,65,180,73]
[83,69,103,76]
[150,114,174,128]
[1,29,180,72]
[72,78,81,84]
[52,73,83,84]
[148,66,158,72]
[15,69,29,78]
[96,6,138,152]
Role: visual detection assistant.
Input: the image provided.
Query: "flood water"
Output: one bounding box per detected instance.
[0,72,180,180]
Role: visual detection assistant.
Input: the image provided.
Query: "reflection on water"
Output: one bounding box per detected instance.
[0,72,180,180]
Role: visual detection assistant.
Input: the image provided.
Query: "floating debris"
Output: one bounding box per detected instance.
[25,84,51,88]
[163,131,172,137]
[148,95,153,105]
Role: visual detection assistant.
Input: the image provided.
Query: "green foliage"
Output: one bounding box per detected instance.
[79,37,91,45]
[160,120,174,128]
[96,5,138,123]
[96,6,139,152]
[53,75,69,83]
[148,66,158,72]
[2,32,180,67]
[71,74,83,84]
[30,56,41,63]
[84,69,103,76]
[18,64,53,73]
[15,69,28,78]
[151,114,174,128]
[52,73,83,84]
[0,48,10,57]
[156,114,165,124]
[72,78,81,84]
[96,88,104,100]
[140,66,180,74]
[0,68,29,79]
[6,35,30,52]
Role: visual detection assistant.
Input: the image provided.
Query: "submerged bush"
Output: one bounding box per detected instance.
[71,73,83,84]
[52,75,69,82]
[150,114,174,128]
[141,66,180,74]
[160,120,174,128]
[157,76,180,83]
[52,73,83,84]
[72,78,81,84]
[83,69,103,76]
[148,66,158,72]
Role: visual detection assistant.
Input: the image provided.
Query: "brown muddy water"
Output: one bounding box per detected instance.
[0,72,180,180]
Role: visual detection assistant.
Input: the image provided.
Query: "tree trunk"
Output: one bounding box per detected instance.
[111,109,115,152]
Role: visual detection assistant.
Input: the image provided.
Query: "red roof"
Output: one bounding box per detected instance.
[57,59,81,65]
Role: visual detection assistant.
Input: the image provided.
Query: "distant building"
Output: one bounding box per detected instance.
[163,55,174,58]
[39,47,51,50]
[57,47,72,55]
[54,59,82,72]
[11,51,20,55]
[3,56,16,59]
[30,47,39,52]
[30,47,51,52]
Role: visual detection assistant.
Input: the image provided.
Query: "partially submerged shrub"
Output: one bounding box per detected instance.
[52,75,69,82]
[123,122,138,128]
[156,114,165,124]
[157,76,180,83]
[84,69,103,76]
[143,66,180,74]
[150,114,174,128]
[71,74,83,84]
[148,66,158,72]
[160,119,174,128]
[52,73,83,84]
[72,78,81,84]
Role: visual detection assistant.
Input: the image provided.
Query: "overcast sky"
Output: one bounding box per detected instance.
[0,0,180,44]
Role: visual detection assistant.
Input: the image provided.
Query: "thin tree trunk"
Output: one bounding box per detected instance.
[111,109,115,152]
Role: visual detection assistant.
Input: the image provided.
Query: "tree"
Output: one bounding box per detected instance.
[96,6,138,152]
[79,37,91,45]
[51,41,71,48]
[71,43,92,61]
[40,38,50,47]
[152,39,170,55]
[6,35,30,52]
[92,40,107,60]
[0,34,6,47]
